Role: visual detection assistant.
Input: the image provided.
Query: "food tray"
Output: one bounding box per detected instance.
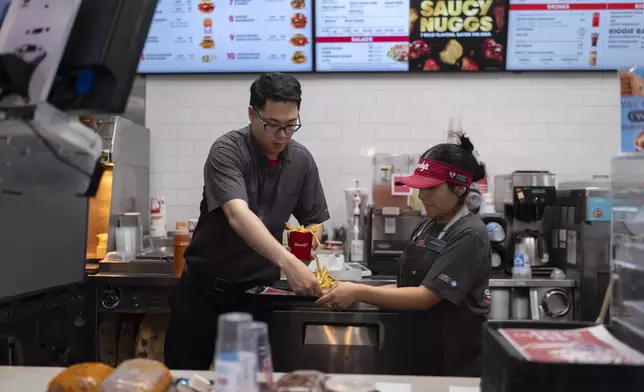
[481,321,644,392]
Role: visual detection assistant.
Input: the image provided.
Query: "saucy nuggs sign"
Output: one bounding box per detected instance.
[409,0,508,72]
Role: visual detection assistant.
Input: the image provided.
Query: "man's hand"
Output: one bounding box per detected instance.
[286,246,317,266]
[282,254,323,297]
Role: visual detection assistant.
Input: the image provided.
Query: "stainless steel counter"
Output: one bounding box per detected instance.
[90,260,577,288]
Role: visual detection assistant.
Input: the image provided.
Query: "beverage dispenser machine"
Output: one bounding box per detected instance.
[367,153,424,275]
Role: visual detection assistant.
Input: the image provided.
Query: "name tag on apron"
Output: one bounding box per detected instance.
[417,234,447,252]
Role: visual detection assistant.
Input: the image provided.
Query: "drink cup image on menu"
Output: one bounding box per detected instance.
[589,51,597,66]
[591,32,598,47]
[198,0,215,13]
[408,0,507,72]
[204,18,213,33]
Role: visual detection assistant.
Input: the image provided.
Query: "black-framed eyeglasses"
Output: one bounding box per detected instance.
[253,108,302,135]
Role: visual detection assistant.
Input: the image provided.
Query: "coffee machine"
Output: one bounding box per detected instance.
[504,171,557,275]
[542,179,611,322]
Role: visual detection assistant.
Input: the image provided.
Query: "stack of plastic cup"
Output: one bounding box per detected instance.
[213,313,252,392]
[239,321,259,392]
[251,321,275,387]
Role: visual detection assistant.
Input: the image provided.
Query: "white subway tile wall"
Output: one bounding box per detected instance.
[145,73,620,228]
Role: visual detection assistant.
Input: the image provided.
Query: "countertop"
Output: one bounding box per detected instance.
[0,366,481,392]
[88,262,577,289]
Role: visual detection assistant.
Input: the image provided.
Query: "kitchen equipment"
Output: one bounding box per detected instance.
[483,214,508,271]
[508,171,556,223]
[530,286,574,321]
[466,184,483,214]
[372,153,412,210]
[610,154,644,354]
[344,186,369,226]
[511,289,530,320]
[490,244,506,271]
[86,117,150,260]
[490,289,510,320]
[542,180,611,322]
[504,171,557,276]
[513,230,549,268]
[270,304,410,375]
[366,206,425,275]
[493,174,512,214]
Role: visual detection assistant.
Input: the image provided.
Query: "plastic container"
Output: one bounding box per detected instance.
[239,322,259,392]
[214,313,253,392]
[274,370,326,392]
[115,227,137,258]
[372,153,412,210]
[325,376,377,392]
[512,243,532,279]
[99,358,173,392]
[149,197,167,238]
[96,233,108,260]
[251,321,275,388]
[173,221,190,278]
[47,363,114,392]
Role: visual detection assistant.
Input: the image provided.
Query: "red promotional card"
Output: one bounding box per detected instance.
[259,287,296,296]
[499,325,644,365]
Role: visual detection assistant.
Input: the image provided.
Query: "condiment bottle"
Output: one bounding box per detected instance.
[173,221,190,277]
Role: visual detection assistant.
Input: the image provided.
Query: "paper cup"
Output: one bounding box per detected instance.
[288,231,313,260]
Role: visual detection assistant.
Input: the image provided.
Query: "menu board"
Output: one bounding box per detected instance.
[408,0,508,71]
[315,0,508,72]
[314,0,410,72]
[138,0,313,73]
[507,0,644,70]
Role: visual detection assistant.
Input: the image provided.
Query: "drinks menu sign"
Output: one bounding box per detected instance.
[507,0,644,70]
[139,0,313,73]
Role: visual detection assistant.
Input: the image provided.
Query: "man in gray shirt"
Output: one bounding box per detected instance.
[165,73,329,370]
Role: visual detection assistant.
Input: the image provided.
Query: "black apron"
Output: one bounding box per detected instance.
[398,206,486,377]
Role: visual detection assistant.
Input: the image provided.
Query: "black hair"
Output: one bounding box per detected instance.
[422,133,487,202]
[249,72,302,110]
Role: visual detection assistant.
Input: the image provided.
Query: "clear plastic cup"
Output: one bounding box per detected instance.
[251,321,274,387]
[214,313,253,392]
[239,322,259,392]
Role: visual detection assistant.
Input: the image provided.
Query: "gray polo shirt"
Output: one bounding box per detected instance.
[184,125,329,286]
[416,214,492,315]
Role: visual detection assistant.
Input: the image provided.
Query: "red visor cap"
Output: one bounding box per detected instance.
[395,158,473,189]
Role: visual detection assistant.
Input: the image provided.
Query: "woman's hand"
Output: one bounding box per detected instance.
[314,282,359,309]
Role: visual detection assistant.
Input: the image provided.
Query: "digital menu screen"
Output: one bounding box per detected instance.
[506,0,644,71]
[314,0,410,72]
[408,0,508,71]
[315,0,508,72]
[138,0,313,73]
